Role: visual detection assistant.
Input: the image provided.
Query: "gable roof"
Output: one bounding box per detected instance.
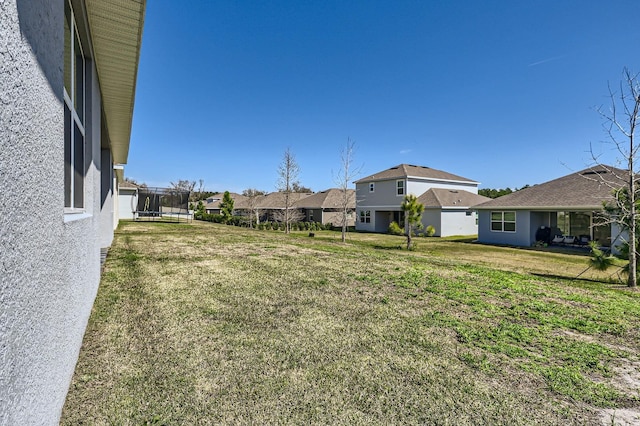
[474,166,628,210]
[296,188,356,209]
[204,192,246,209]
[234,192,313,209]
[418,188,491,209]
[355,164,478,184]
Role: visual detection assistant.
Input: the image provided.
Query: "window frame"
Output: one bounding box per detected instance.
[359,210,371,223]
[396,180,405,196]
[490,211,516,233]
[369,182,375,193]
[64,0,86,213]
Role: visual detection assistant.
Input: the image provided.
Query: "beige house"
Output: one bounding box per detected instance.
[296,188,357,226]
[248,192,313,223]
[202,189,356,226]
[203,192,247,214]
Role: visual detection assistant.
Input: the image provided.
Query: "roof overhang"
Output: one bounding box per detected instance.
[113,163,124,183]
[474,205,604,211]
[85,0,146,165]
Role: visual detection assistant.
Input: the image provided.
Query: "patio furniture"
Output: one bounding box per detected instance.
[551,235,565,245]
[578,235,591,245]
[563,236,576,245]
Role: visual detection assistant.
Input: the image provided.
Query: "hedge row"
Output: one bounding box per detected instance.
[194,212,333,231]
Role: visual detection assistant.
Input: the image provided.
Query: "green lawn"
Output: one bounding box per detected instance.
[61,221,640,425]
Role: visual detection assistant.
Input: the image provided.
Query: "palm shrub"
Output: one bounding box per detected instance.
[425,225,436,237]
[588,241,617,271]
[388,221,403,235]
[401,194,425,250]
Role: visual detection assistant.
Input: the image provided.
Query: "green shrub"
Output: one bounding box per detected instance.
[388,221,404,235]
[425,225,436,237]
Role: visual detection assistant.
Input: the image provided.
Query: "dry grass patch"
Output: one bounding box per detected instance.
[61,221,640,425]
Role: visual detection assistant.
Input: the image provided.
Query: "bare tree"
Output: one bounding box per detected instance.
[242,188,265,228]
[271,208,305,226]
[291,182,313,193]
[170,179,196,202]
[591,68,640,287]
[334,138,361,242]
[194,179,205,200]
[276,148,301,234]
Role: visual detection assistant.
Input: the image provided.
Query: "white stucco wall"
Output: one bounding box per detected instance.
[118,188,137,220]
[0,1,110,423]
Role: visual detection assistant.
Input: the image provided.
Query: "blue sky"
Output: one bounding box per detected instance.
[127,0,640,193]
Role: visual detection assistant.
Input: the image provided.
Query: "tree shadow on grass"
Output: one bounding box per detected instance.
[531,272,624,286]
[374,245,404,250]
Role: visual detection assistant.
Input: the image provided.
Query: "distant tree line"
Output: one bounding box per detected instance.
[478,185,530,199]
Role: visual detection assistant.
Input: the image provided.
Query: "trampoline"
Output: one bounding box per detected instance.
[134,187,191,222]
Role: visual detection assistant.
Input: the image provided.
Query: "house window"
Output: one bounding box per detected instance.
[491,211,516,232]
[64,0,86,210]
[396,180,404,196]
[369,183,375,193]
[360,210,371,223]
[309,210,314,221]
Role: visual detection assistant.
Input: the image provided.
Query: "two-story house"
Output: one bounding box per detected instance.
[355,164,489,236]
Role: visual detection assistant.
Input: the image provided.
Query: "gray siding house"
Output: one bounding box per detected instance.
[474,166,626,250]
[355,164,487,236]
[1,1,145,423]
[418,188,490,237]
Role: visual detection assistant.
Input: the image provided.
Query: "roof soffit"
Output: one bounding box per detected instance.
[85,0,146,165]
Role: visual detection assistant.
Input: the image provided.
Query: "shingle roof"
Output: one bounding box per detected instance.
[296,188,356,209]
[234,192,313,209]
[204,192,246,209]
[355,164,477,184]
[119,181,138,189]
[418,188,491,208]
[474,166,628,210]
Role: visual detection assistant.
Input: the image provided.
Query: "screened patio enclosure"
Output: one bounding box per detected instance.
[532,211,612,247]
